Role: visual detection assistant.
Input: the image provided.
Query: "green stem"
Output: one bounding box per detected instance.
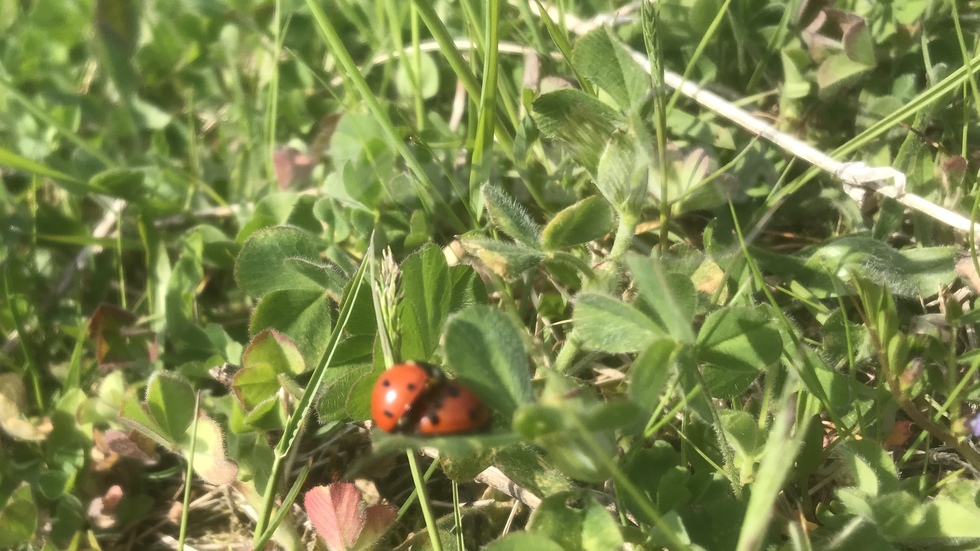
[609,215,636,259]
[411,4,425,129]
[178,393,201,551]
[411,0,514,154]
[640,1,670,251]
[407,451,442,551]
[553,334,580,373]
[548,251,597,280]
[253,258,370,540]
[468,0,501,218]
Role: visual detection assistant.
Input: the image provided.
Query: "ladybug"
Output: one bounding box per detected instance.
[370,362,442,433]
[370,361,490,435]
[413,380,491,435]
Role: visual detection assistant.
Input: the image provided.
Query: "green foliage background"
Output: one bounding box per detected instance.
[3,1,980,550]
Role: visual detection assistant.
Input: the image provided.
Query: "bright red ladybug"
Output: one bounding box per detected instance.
[370,361,490,435]
[371,362,441,433]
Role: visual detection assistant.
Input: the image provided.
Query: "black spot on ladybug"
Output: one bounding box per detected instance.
[445,384,461,397]
[426,411,441,426]
[383,410,394,418]
[381,379,391,387]
[468,409,480,421]
[407,382,417,391]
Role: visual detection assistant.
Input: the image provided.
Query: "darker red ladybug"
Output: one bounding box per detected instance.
[370,361,490,435]
[413,380,491,435]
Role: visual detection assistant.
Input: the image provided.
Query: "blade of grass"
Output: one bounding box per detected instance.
[263,0,285,187]
[640,1,670,249]
[0,148,87,189]
[745,0,802,92]
[394,459,442,521]
[304,0,469,231]
[950,1,980,119]
[458,0,520,130]
[410,5,426,128]
[92,0,141,152]
[177,393,201,551]
[411,0,515,155]
[3,270,43,410]
[331,0,374,41]
[385,2,424,128]
[253,253,370,539]
[566,414,688,548]
[534,0,594,96]
[219,34,259,198]
[468,0,501,214]
[252,461,312,551]
[735,384,802,551]
[407,451,443,551]
[452,482,464,551]
[515,0,547,53]
[665,0,732,114]
[728,199,849,433]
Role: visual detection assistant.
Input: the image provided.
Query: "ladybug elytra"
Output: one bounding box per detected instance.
[370,361,490,435]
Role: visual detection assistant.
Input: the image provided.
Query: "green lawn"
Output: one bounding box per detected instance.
[3,1,980,550]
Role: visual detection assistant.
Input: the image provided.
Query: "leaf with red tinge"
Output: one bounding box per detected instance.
[274,147,316,189]
[91,428,159,471]
[360,503,397,549]
[304,482,396,551]
[883,420,914,450]
[305,483,363,550]
[242,329,306,376]
[88,303,158,370]
[940,155,968,190]
[181,413,238,485]
[87,485,124,529]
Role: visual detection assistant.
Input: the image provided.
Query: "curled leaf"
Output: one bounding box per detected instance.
[0,374,52,442]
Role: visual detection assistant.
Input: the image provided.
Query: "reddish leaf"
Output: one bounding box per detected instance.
[104,429,159,464]
[87,485,124,529]
[884,420,914,450]
[898,358,924,393]
[273,147,316,189]
[304,483,367,551]
[360,503,397,549]
[91,429,159,471]
[88,304,157,370]
[183,413,238,485]
[940,155,968,189]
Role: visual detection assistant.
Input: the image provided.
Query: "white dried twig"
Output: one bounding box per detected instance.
[526,1,980,239]
[328,39,560,89]
[420,447,542,508]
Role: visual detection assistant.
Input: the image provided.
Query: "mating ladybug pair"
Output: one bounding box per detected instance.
[370,361,490,435]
